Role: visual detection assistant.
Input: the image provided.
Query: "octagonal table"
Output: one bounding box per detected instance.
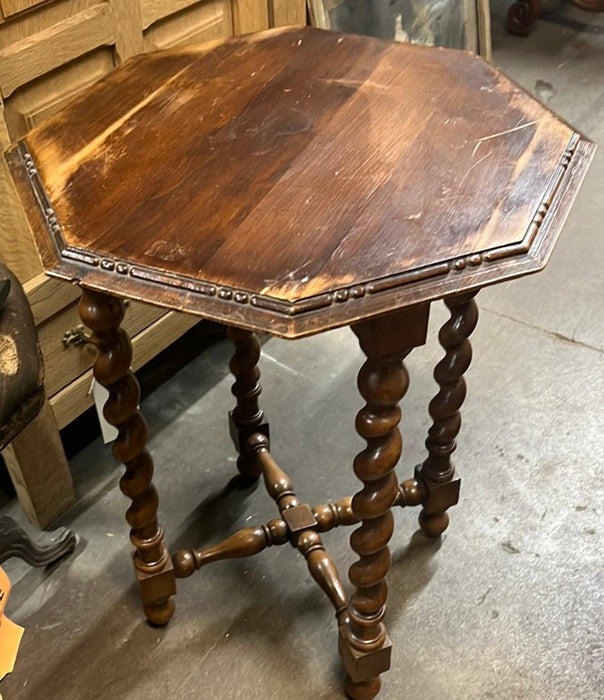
[5,26,594,699]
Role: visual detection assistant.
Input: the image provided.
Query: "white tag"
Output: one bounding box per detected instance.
[90,378,119,443]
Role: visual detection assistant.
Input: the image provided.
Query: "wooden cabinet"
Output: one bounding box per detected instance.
[0,0,306,527]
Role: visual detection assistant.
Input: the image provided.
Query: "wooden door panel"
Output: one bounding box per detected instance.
[143,0,232,51]
[0,0,98,44]
[3,47,114,139]
[0,0,52,20]
[139,0,204,30]
[269,0,307,26]
[0,4,114,97]
[232,0,268,33]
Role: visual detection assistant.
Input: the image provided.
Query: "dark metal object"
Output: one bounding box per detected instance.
[0,516,76,567]
[62,324,92,347]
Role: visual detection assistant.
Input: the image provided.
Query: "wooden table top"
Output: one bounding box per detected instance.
[6,27,594,337]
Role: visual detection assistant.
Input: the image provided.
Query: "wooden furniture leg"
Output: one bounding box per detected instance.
[79,289,175,626]
[339,305,430,700]
[227,327,268,480]
[415,293,478,539]
[2,400,75,528]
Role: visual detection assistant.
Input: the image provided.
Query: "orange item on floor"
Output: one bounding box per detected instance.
[0,566,24,682]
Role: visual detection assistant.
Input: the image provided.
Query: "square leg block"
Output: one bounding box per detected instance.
[415,467,461,515]
[228,413,270,453]
[134,556,177,607]
[338,629,392,684]
[282,503,317,535]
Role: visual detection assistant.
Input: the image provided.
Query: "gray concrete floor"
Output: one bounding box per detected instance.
[2,3,603,698]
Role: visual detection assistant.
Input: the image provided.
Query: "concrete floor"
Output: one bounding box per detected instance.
[2,3,603,699]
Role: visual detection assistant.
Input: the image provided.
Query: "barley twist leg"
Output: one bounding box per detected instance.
[340,306,429,700]
[416,292,478,539]
[79,289,176,625]
[227,327,268,480]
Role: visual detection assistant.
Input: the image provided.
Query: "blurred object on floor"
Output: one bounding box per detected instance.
[0,263,76,562]
[0,517,75,567]
[508,0,604,35]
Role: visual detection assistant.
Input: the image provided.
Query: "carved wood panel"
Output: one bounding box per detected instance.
[142,0,233,52]
[0,0,54,21]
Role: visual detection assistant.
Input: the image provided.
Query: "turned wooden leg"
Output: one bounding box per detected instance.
[340,305,430,700]
[508,0,541,36]
[415,292,478,539]
[79,289,176,626]
[227,327,268,480]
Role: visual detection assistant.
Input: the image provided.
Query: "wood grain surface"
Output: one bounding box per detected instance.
[6,27,595,337]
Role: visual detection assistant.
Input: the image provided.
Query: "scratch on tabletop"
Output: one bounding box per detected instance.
[472,120,539,157]
[457,151,493,190]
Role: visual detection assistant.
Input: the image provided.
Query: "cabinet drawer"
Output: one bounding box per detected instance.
[38,298,166,397]
[50,309,199,429]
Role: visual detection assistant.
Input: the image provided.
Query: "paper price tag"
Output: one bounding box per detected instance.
[89,378,119,443]
[0,566,24,682]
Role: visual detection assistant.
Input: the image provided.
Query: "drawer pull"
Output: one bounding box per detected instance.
[62,301,129,347]
[62,325,91,347]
